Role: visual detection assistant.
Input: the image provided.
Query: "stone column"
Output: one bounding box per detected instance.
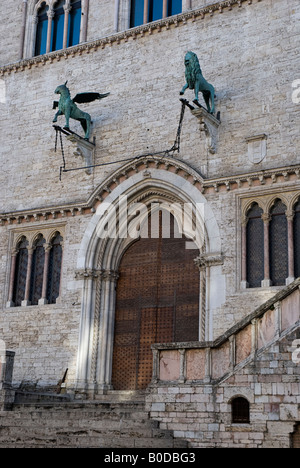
[194,256,207,341]
[7,249,18,308]
[104,271,120,388]
[81,0,90,43]
[19,0,28,60]
[31,15,39,57]
[22,247,33,306]
[179,349,186,383]
[274,301,282,338]
[46,9,54,54]
[74,268,99,396]
[114,0,120,32]
[144,0,149,24]
[38,243,51,305]
[261,213,272,288]
[63,4,71,49]
[204,347,211,383]
[229,335,236,371]
[163,0,168,18]
[151,349,159,383]
[241,217,249,289]
[96,270,119,394]
[286,210,295,285]
[251,319,258,355]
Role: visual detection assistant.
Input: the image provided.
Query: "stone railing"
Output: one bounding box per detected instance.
[151,279,300,385]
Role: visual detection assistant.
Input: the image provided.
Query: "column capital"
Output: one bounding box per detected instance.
[286,210,295,221]
[47,9,55,19]
[261,213,271,224]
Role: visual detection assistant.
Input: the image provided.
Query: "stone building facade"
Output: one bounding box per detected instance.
[0,0,299,448]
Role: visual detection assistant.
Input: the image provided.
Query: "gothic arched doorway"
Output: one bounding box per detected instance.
[112,213,200,390]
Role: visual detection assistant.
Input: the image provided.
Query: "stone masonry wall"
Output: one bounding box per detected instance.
[0,0,299,388]
[147,282,300,448]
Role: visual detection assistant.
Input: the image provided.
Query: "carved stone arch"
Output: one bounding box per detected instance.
[31,231,45,247]
[46,228,63,244]
[291,192,300,211]
[74,160,223,396]
[14,234,29,251]
[31,0,50,17]
[243,199,265,219]
[266,195,288,215]
[32,0,52,18]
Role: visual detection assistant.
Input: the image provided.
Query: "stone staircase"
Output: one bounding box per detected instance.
[0,391,188,448]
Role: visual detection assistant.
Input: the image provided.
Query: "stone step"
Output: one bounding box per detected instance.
[0,397,188,448]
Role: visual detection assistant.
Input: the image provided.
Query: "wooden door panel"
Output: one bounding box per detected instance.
[112,214,200,390]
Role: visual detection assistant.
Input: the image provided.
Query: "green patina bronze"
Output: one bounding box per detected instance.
[180,51,215,114]
[53,81,109,140]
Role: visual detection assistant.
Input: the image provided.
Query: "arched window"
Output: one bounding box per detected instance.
[130,0,182,28]
[12,237,29,307]
[51,0,65,52]
[35,2,49,56]
[294,199,300,278]
[34,1,82,56]
[47,232,63,304]
[270,200,288,286]
[231,397,250,424]
[246,203,264,288]
[30,235,46,306]
[68,0,82,47]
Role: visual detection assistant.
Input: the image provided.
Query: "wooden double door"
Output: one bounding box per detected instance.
[112,215,200,390]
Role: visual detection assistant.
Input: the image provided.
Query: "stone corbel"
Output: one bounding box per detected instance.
[194,252,224,269]
[191,107,221,154]
[66,134,95,175]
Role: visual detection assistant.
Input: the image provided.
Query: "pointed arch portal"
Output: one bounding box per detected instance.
[75,157,224,396]
[112,212,200,391]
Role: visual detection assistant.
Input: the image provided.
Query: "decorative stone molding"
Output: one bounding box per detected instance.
[0,155,299,227]
[75,268,119,281]
[191,107,221,154]
[1,0,261,76]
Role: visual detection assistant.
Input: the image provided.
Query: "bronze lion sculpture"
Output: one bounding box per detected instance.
[180,51,215,114]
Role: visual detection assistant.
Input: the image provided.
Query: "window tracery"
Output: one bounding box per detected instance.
[129,0,182,28]
[7,228,64,308]
[241,192,300,289]
[32,0,83,57]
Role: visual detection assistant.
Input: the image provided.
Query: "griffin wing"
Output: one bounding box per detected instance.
[72,92,110,104]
